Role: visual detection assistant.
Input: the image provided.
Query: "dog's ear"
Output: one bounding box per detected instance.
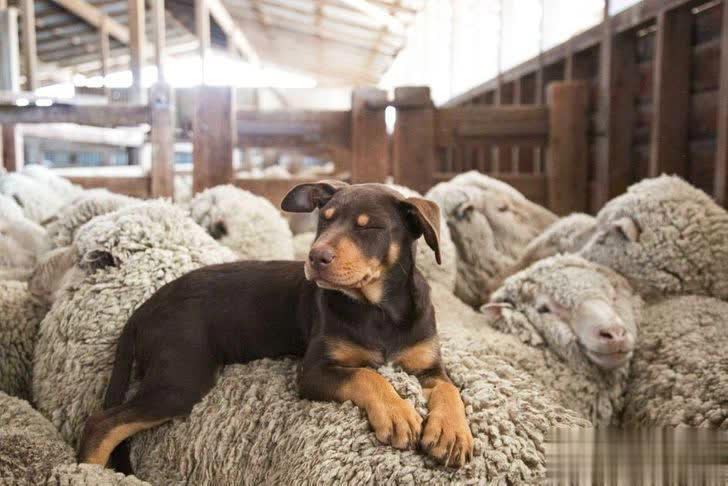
[400,197,441,265]
[281,180,348,213]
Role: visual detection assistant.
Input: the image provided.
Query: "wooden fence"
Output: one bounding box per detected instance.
[0,84,174,199]
[444,0,728,211]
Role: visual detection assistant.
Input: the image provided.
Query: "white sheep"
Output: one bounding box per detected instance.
[478,255,643,425]
[388,184,457,291]
[622,295,728,429]
[32,201,238,450]
[0,391,149,485]
[22,164,84,203]
[0,172,65,223]
[579,175,728,301]
[45,190,137,249]
[292,231,315,260]
[188,184,294,260]
[505,213,596,279]
[0,193,24,220]
[0,280,47,399]
[426,174,557,306]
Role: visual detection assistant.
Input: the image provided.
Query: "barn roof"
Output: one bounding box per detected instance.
[12,0,423,87]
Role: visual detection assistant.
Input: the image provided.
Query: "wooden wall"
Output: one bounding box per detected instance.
[444,0,727,212]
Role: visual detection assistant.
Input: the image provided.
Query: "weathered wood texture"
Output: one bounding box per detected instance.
[0,8,21,171]
[445,0,726,211]
[67,176,150,198]
[235,177,318,209]
[716,0,728,205]
[391,86,435,194]
[149,83,174,198]
[350,87,388,183]
[193,85,235,192]
[128,0,145,103]
[0,104,150,126]
[20,0,36,91]
[547,81,590,215]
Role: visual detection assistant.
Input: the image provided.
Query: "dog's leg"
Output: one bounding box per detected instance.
[299,360,422,450]
[394,338,473,467]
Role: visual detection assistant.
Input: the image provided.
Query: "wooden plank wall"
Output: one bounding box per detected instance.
[445,0,726,212]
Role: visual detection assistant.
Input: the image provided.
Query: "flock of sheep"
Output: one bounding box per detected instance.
[1,165,727,484]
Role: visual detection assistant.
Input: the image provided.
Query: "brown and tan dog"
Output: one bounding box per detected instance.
[79,181,473,472]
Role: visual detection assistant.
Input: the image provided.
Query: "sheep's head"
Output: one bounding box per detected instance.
[579,175,728,299]
[483,255,642,371]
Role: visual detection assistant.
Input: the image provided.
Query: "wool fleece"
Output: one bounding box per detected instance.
[32,201,238,448]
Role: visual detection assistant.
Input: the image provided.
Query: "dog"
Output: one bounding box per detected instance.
[79,181,474,471]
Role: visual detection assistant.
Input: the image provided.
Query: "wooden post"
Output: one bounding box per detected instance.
[546,81,590,215]
[193,86,234,192]
[195,0,210,79]
[649,6,692,178]
[595,26,637,209]
[149,83,174,198]
[350,87,388,183]
[20,0,36,91]
[99,17,110,99]
[715,0,728,205]
[152,0,166,82]
[392,86,434,195]
[0,7,21,171]
[128,0,145,103]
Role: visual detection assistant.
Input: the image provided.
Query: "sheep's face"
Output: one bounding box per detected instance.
[485,256,641,371]
[282,181,441,304]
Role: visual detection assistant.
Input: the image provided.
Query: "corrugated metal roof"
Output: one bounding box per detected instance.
[12,0,423,86]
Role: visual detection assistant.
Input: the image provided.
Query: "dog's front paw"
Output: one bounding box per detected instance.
[366,398,423,449]
[420,410,474,467]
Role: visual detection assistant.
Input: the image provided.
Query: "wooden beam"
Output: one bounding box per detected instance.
[337,0,405,35]
[49,0,130,44]
[128,0,145,103]
[195,0,210,67]
[149,83,174,198]
[20,0,37,91]
[547,81,590,215]
[594,26,637,210]
[207,0,259,65]
[351,87,387,183]
[649,6,692,178]
[392,86,435,194]
[99,17,110,98]
[193,86,234,192]
[152,0,166,82]
[716,0,728,205]
[0,8,21,171]
[0,104,150,126]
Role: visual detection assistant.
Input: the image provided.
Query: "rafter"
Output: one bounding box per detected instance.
[336,0,405,35]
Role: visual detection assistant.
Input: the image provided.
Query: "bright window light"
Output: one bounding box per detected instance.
[35,98,54,107]
[36,82,75,99]
[385,105,396,134]
[15,98,30,107]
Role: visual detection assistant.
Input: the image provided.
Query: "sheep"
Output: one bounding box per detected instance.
[0,172,65,223]
[44,190,137,249]
[22,164,84,203]
[32,201,238,450]
[188,184,294,260]
[504,213,597,279]
[0,193,24,220]
[388,184,457,291]
[0,391,75,483]
[426,174,557,306]
[0,391,149,485]
[0,280,47,399]
[579,175,728,301]
[293,231,315,260]
[621,295,728,429]
[478,255,643,425]
[28,246,82,306]
[0,211,51,276]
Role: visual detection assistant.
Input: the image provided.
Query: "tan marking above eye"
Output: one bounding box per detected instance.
[357,214,369,226]
[324,208,335,219]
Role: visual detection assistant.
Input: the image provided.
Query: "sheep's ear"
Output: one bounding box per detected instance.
[11,194,23,207]
[454,201,474,220]
[400,197,441,265]
[79,249,117,273]
[281,180,348,213]
[210,220,227,240]
[612,217,640,242]
[479,302,512,319]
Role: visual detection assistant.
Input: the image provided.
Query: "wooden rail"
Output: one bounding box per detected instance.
[443,0,728,211]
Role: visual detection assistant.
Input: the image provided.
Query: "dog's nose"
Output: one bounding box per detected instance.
[309,247,335,267]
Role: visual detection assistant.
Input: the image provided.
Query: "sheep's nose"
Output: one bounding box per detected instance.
[309,246,335,267]
[596,324,627,345]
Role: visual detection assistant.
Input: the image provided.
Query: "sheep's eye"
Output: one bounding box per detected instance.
[537,304,551,314]
[613,225,629,241]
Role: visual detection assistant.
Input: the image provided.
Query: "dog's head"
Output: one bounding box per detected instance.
[282,181,441,303]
